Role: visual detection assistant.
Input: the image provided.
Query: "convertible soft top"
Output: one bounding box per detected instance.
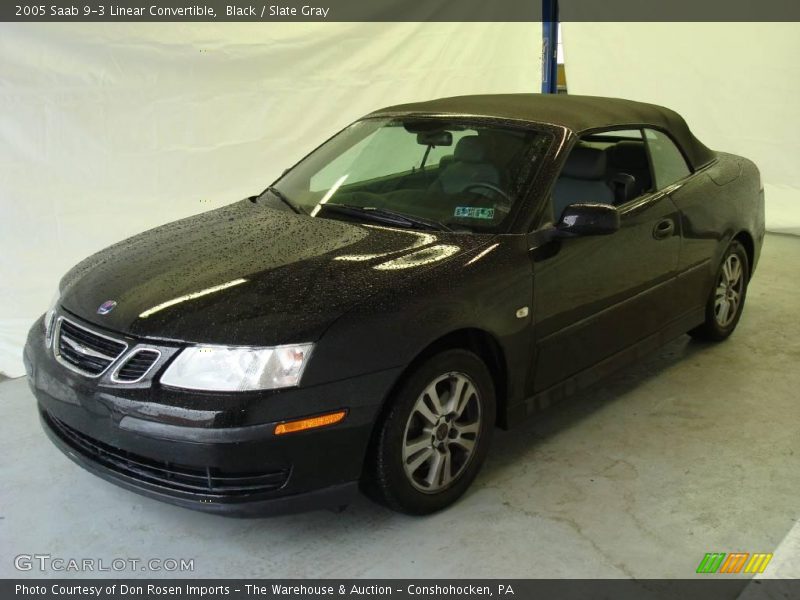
[369,94,716,170]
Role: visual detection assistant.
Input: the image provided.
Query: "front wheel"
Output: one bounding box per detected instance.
[689,240,750,342]
[363,349,495,515]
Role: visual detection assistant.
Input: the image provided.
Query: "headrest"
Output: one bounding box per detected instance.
[562,145,607,180]
[454,136,486,163]
[609,141,648,169]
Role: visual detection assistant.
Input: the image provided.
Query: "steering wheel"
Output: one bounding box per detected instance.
[463,182,511,203]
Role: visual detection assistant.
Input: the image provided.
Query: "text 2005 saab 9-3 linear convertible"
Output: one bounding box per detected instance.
[25,94,764,515]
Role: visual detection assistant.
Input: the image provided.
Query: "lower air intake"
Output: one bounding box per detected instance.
[45,413,291,498]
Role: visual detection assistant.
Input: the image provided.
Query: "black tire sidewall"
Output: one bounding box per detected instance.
[371,349,496,515]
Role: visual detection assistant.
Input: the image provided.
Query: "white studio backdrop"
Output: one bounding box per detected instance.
[0,23,542,377]
[561,21,800,235]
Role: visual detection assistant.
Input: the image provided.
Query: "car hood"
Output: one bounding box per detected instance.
[59,200,486,346]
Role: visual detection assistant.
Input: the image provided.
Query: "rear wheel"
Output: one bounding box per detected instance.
[689,240,749,341]
[363,349,495,514]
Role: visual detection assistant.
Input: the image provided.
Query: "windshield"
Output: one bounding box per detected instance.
[266,117,552,233]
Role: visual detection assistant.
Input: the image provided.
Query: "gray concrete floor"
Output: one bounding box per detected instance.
[1,233,798,579]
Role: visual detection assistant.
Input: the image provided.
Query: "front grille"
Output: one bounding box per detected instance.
[45,413,290,498]
[55,318,127,376]
[114,349,160,382]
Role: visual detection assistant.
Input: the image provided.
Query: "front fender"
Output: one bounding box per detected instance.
[301,237,533,412]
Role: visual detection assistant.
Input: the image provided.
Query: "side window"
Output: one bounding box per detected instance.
[644,128,691,189]
[592,129,643,140]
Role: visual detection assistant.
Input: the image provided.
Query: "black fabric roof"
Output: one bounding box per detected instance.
[368,94,716,170]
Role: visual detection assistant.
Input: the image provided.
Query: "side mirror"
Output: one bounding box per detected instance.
[557,203,620,236]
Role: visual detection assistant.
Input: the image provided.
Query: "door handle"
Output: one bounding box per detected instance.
[653,219,675,240]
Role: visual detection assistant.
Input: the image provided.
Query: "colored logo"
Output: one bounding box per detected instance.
[97,300,117,315]
[696,552,773,574]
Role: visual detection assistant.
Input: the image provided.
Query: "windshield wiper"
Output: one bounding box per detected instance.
[317,204,451,231]
[259,186,306,215]
[364,207,452,232]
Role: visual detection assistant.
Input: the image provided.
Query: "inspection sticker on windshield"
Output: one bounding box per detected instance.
[454,206,495,220]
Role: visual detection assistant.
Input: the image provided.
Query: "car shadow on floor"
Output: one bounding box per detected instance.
[480,334,720,481]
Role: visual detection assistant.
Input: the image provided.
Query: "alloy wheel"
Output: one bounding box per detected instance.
[714,253,744,327]
[401,372,482,493]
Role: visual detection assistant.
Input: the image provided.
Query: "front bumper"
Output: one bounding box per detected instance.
[24,313,401,516]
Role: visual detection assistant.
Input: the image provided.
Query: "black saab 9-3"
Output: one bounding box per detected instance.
[25,94,765,515]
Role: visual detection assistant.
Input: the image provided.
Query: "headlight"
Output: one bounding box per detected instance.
[160,344,313,391]
[44,290,60,347]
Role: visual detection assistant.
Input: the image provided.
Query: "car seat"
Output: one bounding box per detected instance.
[551,145,614,220]
[607,141,653,203]
[431,136,501,195]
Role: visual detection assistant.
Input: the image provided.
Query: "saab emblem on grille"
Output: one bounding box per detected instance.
[97,300,117,315]
[62,336,97,357]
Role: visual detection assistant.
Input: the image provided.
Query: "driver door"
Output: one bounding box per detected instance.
[530,143,681,392]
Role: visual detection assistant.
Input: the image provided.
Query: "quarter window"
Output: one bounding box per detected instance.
[644,128,691,189]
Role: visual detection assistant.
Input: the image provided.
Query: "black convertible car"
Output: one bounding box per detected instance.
[25,94,764,515]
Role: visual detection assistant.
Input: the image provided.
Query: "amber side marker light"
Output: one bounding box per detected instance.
[274,410,347,435]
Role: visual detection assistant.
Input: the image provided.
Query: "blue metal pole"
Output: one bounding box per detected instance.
[541,0,559,94]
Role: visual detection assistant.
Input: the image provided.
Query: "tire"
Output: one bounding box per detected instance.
[363,349,496,515]
[689,240,750,342]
